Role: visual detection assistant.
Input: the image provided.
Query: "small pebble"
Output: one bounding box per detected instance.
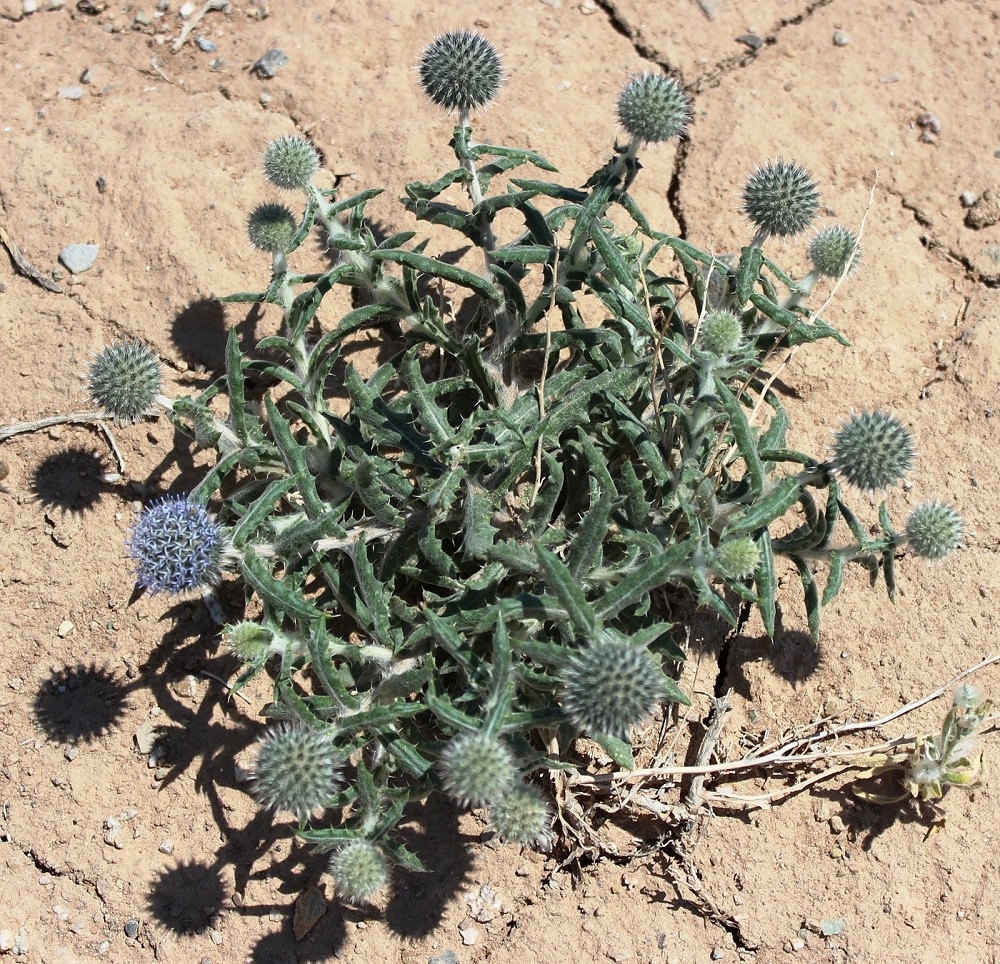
[259,91,272,106]
[58,243,99,274]
[124,919,139,939]
[195,35,217,52]
[916,111,941,134]
[96,940,110,954]
[736,33,763,51]
[879,74,899,84]
[179,0,194,15]
[64,747,79,762]
[209,929,222,945]
[791,937,806,951]
[158,839,174,855]
[58,86,84,100]
[832,30,849,46]
[252,48,287,78]
[459,926,478,946]
[23,0,38,13]
[960,191,977,208]
[57,620,74,638]
[711,949,725,960]
[134,10,151,25]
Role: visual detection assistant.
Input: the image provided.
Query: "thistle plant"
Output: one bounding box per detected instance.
[73,30,967,888]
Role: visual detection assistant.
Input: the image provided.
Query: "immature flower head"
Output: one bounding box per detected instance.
[262,134,320,191]
[699,309,743,357]
[715,536,761,579]
[616,73,689,144]
[86,339,162,425]
[329,839,389,904]
[418,30,503,114]
[560,638,665,739]
[808,225,861,278]
[830,409,916,493]
[742,159,819,241]
[489,784,553,850]
[127,496,227,596]
[905,500,963,560]
[223,621,274,663]
[954,683,982,711]
[251,722,341,823]
[247,202,297,254]
[439,732,516,807]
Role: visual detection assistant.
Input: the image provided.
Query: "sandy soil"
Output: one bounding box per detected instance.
[0,1,998,962]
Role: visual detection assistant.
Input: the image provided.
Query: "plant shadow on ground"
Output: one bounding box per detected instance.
[33,583,480,957]
[29,446,109,515]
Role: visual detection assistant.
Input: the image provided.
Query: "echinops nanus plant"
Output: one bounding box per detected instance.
[83,30,964,895]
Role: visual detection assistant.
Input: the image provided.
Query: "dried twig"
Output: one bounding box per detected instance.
[173,0,228,51]
[0,411,127,475]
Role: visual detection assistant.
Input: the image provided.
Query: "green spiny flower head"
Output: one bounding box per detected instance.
[418,30,503,114]
[742,158,820,241]
[699,309,744,357]
[905,500,963,560]
[439,731,516,807]
[86,339,162,426]
[247,202,297,254]
[808,225,861,278]
[223,621,274,664]
[489,784,552,850]
[830,409,915,493]
[262,134,320,191]
[616,73,690,144]
[127,496,227,596]
[251,722,342,823]
[560,638,666,739]
[329,840,390,904]
[715,536,761,580]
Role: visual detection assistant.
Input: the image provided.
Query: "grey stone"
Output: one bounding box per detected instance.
[58,86,84,100]
[195,36,216,52]
[833,31,850,46]
[124,919,139,938]
[58,243,99,273]
[252,48,287,79]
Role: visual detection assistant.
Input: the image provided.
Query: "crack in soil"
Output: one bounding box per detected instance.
[885,186,1000,287]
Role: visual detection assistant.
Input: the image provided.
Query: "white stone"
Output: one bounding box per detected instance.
[58,244,98,273]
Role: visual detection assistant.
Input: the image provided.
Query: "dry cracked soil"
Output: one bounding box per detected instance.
[0,0,998,962]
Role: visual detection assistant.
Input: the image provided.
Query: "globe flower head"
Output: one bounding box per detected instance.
[223,621,274,664]
[262,134,320,191]
[329,840,390,904]
[86,339,162,426]
[489,784,553,850]
[439,732,516,808]
[418,30,503,114]
[715,536,761,580]
[699,309,744,357]
[126,495,228,596]
[247,202,297,254]
[251,722,342,824]
[616,73,690,145]
[742,158,820,243]
[905,500,963,560]
[808,225,861,278]
[830,409,916,493]
[560,638,666,739]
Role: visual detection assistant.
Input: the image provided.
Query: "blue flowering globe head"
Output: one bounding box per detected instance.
[127,496,227,595]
